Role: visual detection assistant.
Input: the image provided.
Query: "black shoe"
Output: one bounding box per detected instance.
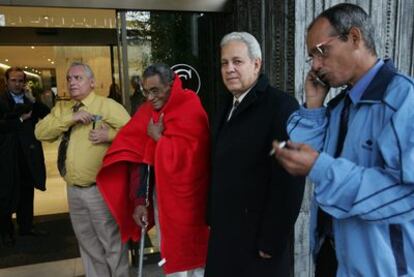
[19,228,48,237]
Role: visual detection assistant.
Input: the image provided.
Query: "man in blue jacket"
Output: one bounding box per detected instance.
[272,3,414,277]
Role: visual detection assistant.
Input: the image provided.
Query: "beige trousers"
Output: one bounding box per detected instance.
[67,185,129,277]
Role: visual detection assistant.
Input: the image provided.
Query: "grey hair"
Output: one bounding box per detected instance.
[309,3,377,55]
[142,63,174,86]
[220,32,262,60]
[68,62,95,79]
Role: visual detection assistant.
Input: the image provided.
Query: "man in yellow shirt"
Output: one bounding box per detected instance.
[35,62,131,277]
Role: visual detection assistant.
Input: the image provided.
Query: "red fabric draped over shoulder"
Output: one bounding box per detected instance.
[97,76,210,274]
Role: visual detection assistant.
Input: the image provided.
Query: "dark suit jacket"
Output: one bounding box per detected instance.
[0,91,50,215]
[205,74,305,277]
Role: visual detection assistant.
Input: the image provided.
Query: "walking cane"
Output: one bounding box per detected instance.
[137,224,146,277]
[138,165,151,277]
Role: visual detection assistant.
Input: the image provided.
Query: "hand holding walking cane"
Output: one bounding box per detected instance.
[138,218,147,277]
[133,165,151,277]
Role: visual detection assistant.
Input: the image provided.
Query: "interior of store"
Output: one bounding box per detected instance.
[0,6,119,217]
[0,44,114,217]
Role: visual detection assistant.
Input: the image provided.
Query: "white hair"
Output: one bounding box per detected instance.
[68,61,95,80]
[220,32,262,60]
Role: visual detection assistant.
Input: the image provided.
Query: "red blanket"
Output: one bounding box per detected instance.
[96,76,210,274]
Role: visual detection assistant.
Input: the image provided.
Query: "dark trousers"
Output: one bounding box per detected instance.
[0,213,14,246]
[315,238,338,277]
[0,214,14,236]
[16,183,35,233]
[1,183,35,235]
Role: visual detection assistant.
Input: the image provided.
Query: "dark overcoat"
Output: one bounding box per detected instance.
[205,75,305,277]
[0,91,50,215]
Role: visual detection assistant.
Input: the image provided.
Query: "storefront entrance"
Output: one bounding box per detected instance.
[0,3,226,274]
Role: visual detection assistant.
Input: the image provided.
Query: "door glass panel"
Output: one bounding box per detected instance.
[119,10,217,116]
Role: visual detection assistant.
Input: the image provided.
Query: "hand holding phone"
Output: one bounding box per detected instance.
[304,70,330,109]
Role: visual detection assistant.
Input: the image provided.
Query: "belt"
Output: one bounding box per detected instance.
[72,182,96,188]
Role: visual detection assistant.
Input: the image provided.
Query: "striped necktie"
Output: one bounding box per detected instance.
[57,102,82,177]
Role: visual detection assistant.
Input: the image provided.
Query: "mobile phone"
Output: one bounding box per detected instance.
[92,115,102,129]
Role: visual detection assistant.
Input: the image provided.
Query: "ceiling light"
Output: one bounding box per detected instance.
[31,46,35,49]
[51,61,55,64]
[0,63,11,69]
[5,59,8,62]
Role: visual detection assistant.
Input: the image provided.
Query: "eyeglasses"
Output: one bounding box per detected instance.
[306,35,342,65]
[142,86,169,98]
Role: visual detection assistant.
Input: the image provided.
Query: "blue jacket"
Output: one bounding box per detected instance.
[288,59,414,277]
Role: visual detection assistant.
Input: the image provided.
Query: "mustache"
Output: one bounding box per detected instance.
[315,69,327,79]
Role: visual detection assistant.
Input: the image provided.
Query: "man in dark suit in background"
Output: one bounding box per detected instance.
[0,67,50,247]
[205,32,305,277]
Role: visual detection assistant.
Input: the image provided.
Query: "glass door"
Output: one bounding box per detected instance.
[116,10,219,116]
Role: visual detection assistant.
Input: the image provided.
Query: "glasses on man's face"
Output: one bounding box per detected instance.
[306,35,342,65]
[142,86,168,98]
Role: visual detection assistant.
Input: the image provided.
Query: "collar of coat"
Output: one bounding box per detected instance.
[226,73,269,116]
[1,91,31,107]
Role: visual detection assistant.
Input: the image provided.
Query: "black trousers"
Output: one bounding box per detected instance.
[315,238,338,277]
[0,214,14,236]
[16,183,35,233]
[1,183,35,235]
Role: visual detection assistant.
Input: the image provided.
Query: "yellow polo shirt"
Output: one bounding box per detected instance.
[35,92,130,186]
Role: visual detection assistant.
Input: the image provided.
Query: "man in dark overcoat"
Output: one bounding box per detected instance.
[204,32,305,277]
[0,67,50,246]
